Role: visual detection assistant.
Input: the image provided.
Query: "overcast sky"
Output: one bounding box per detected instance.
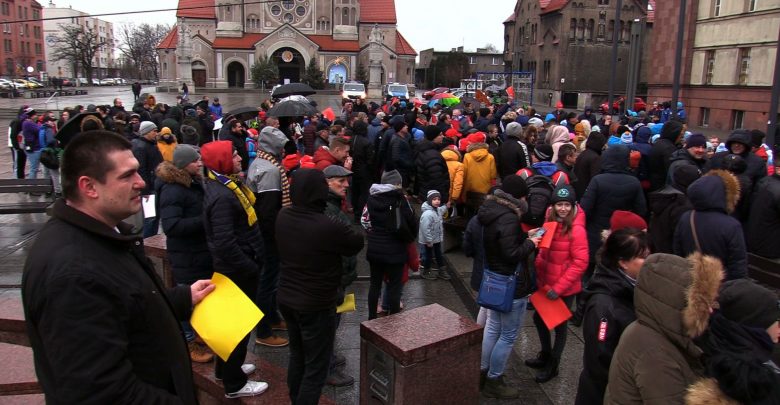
[45,0,514,55]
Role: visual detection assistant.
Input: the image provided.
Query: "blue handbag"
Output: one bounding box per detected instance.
[477,268,517,313]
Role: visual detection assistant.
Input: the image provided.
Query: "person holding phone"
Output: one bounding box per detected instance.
[526,185,589,383]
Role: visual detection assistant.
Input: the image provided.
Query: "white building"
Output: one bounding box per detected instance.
[42,1,115,79]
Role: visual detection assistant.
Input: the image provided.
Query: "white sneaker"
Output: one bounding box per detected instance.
[225,380,268,398]
[241,363,256,375]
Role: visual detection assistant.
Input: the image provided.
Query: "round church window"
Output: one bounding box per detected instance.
[283,13,294,23]
[296,6,306,16]
[282,0,294,10]
[270,5,281,16]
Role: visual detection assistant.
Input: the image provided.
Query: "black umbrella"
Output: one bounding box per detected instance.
[271,83,316,98]
[266,100,317,117]
[55,112,102,147]
[459,96,480,107]
[227,106,260,121]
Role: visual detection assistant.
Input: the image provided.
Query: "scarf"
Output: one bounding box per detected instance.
[256,150,291,207]
[207,170,257,226]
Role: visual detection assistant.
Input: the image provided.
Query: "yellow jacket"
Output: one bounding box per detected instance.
[157,139,178,162]
[441,149,464,202]
[462,143,497,195]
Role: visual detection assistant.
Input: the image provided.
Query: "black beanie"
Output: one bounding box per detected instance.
[501,175,529,199]
[718,279,780,329]
[534,144,554,162]
[424,125,442,141]
[671,164,701,191]
[551,185,576,204]
[751,129,766,148]
[392,120,407,133]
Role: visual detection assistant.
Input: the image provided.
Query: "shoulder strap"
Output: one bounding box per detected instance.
[689,211,702,252]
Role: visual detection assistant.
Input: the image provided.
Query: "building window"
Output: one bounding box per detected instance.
[714,0,721,16]
[342,8,349,24]
[749,0,757,11]
[608,20,614,41]
[733,110,745,129]
[469,56,476,64]
[492,57,499,65]
[700,108,710,127]
[586,19,594,41]
[543,60,551,83]
[738,48,750,85]
[578,19,585,40]
[36,60,42,72]
[598,0,609,4]
[531,24,537,43]
[704,50,715,85]
[569,19,576,41]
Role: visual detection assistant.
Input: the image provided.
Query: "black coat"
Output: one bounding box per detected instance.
[667,148,706,184]
[575,264,637,405]
[462,215,485,291]
[350,129,375,187]
[155,161,212,284]
[132,136,164,195]
[573,132,605,200]
[648,185,693,254]
[365,185,417,264]
[414,139,450,202]
[276,169,364,312]
[674,172,747,280]
[581,145,647,255]
[648,120,683,192]
[496,134,531,179]
[388,133,415,182]
[747,174,780,258]
[477,190,536,298]
[22,200,196,404]
[707,130,767,188]
[203,176,264,283]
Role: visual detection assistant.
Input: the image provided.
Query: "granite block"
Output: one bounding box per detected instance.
[0,342,41,395]
[360,304,483,404]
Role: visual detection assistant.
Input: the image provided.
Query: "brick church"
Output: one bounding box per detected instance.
[156,0,416,89]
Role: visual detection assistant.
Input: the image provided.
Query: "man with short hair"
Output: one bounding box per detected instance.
[388,120,415,187]
[667,133,707,185]
[196,103,214,145]
[708,129,767,187]
[132,121,164,237]
[220,119,250,172]
[313,136,352,171]
[23,130,215,403]
[109,97,126,117]
[209,97,223,119]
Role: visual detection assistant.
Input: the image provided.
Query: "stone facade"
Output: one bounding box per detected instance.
[2,0,45,78]
[647,0,780,132]
[503,0,653,109]
[157,0,416,89]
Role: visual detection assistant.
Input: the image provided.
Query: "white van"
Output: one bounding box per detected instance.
[342,82,366,99]
[385,83,409,100]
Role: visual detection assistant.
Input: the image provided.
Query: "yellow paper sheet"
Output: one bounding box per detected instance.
[336,293,356,314]
[191,272,264,361]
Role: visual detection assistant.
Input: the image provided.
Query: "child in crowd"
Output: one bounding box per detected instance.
[419,190,450,280]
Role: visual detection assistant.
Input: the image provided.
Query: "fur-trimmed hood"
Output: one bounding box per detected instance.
[634,253,724,358]
[688,169,740,214]
[685,378,740,405]
[155,160,193,187]
[478,189,528,223]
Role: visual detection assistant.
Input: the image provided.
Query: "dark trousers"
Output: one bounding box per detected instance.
[368,261,404,319]
[350,178,370,222]
[422,243,444,269]
[256,242,281,338]
[279,303,336,405]
[13,148,25,179]
[214,273,257,393]
[532,295,575,359]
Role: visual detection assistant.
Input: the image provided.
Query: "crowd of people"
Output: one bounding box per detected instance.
[16,89,780,404]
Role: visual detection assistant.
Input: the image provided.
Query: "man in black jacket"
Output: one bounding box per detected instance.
[220,119,250,172]
[746,160,780,258]
[132,120,163,237]
[497,122,531,179]
[388,120,415,187]
[707,129,767,188]
[414,125,450,203]
[276,169,364,404]
[201,140,269,398]
[648,119,684,192]
[23,131,215,404]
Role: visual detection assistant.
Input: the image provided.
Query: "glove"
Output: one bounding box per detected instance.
[546,289,559,300]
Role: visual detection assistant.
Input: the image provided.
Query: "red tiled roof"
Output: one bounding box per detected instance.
[504,12,516,24]
[177,0,215,19]
[212,33,266,49]
[540,0,569,14]
[308,35,360,52]
[395,31,416,56]
[359,0,397,24]
[157,25,178,49]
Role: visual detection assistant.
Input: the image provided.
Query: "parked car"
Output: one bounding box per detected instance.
[13,79,38,89]
[61,78,75,87]
[99,78,115,86]
[0,79,16,90]
[113,78,127,85]
[91,78,100,86]
[27,78,44,87]
[600,96,647,114]
[423,87,449,100]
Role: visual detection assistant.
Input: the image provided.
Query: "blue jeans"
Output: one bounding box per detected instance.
[481,297,528,379]
[25,150,41,179]
[142,216,159,238]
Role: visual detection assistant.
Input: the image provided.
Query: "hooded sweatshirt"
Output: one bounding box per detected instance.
[246,126,290,243]
[547,125,574,163]
[648,120,683,191]
[462,142,497,195]
[574,131,606,199]
[276,169,364,311]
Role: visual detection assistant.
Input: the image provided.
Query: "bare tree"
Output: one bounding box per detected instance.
[118,23,170,80]
[49,23,106,81]
[483,43,499,53]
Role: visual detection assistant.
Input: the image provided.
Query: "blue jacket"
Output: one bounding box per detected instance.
[22,119,41,151]
[418,202,447,244]
[209,103,222,119]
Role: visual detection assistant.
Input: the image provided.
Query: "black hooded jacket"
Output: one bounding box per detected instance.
[648,181,694,254]
[414,139,450,202]
[747,174,780,258]
[648,120,683,191]
[477,190,535,298]
[707,129,767,188]
[573,131,606,200]
[276,169,364,311]
[575,264,637,405]
[497,131,531,179]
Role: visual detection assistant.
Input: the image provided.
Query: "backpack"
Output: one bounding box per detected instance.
[387,198,416,243]
[516,169,570,227]
[40,147,61,170]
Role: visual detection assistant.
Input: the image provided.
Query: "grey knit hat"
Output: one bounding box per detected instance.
[139,121,157,136]
[173,144,200,169]
[505,122,523,138]
[381,170,402,186]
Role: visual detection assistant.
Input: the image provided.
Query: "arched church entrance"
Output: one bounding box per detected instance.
[327,63,347,84]
[272,47,304,84]
[227,61,245,88]
[191,61,207,87]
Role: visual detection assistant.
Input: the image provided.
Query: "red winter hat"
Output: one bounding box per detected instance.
[247,128,259,136]
[201,140,234,174]
[610,210,647,231]
[556,101,564,109]
[299,155,316,169]
[445,128,460,139]
[467,131,486,144]
[458,137,470,153]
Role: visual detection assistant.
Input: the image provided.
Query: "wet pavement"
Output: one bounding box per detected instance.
[0,89,583,404]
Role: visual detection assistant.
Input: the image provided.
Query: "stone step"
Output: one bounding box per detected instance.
[0,342,41,397]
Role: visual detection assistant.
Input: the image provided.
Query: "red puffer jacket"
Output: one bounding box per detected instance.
[534,205,589,297]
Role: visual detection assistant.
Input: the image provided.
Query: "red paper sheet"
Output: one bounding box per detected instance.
[538,222,558,249]
[530,289,572,330]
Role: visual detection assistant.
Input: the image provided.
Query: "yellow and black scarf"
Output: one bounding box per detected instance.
[208,170,258,226]
[256,150,291,207]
